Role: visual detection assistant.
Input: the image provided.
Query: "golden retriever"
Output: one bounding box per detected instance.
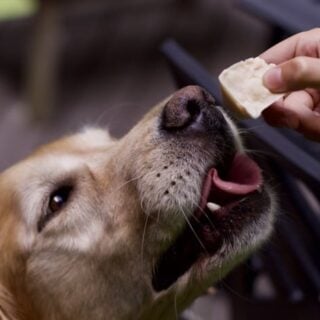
[0,86,275,320]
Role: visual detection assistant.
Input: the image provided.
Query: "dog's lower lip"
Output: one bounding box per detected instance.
[152,153,263,292]
[151,213,222,292]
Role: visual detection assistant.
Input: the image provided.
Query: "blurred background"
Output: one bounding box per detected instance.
[0,0,273,170]
[0,0,319,319]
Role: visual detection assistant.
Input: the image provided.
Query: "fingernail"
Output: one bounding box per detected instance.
[263,67,285,92]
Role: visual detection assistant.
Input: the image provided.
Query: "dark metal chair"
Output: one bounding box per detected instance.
[236,0,320,30]
[161,39,320,320]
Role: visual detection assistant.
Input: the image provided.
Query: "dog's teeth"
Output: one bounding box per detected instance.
[207,202,221,212]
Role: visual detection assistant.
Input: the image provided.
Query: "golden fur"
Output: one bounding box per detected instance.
[0,86,275,319]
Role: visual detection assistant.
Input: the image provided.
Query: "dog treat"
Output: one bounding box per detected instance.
[218,57,285,119]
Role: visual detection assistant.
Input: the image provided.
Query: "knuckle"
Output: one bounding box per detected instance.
[302,41,318,57]
[311,27,320,35]
[290,57,309,79]
[301,28,320,38]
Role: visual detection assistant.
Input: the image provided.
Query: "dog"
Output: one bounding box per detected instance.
[0,85,275,320]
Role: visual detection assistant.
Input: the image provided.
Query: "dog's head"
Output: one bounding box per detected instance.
[0,86,275,320]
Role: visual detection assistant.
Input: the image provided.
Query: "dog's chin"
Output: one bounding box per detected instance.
[151,150,273,292]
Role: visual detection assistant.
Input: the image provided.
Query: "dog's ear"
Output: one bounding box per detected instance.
[0,283,20,320]
[0,188,24,320]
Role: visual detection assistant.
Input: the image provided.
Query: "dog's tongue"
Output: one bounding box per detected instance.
[213,153,262,195]
[206,153,262,206]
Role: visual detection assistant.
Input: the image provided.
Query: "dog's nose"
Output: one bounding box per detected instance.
[161,85,215,130]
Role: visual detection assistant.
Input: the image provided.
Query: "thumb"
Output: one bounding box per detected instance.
[263,56,320,92]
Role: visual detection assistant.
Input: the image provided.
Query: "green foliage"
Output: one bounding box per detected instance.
[0,0,38,20]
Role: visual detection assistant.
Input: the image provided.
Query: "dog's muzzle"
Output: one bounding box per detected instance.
[152,86,267,292]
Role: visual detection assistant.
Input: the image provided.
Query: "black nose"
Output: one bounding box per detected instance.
[161,85,215,130]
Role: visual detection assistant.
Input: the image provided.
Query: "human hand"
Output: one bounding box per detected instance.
[260,28,320,141]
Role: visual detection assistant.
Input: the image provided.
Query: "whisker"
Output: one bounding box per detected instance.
[109,167,155,198]
[190,199,217,231]
[157,209,161,224]
[173,290,179,320]
[110,174,144,196]
[92,109,113,127]
[178,203,207,253]
[219,278,252,302]
[140,214,150,263]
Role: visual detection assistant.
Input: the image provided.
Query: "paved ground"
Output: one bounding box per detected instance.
[0,0,272,318]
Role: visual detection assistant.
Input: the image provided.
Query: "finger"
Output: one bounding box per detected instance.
[263,57,320,92]
[259,28,320,64]
[298,108,320,141]
[305,88,320,111]
[262,98,299,129]
[263,99,285,127]
[260,32,302,64]
[283,91,320,140]
[263,91,314,128]
[263,91,320,141]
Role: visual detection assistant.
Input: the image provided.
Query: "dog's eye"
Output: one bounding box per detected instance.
[49,187,71,213]
[38,186,73,232]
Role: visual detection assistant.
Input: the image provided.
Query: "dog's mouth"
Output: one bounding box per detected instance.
[152,152,262,292]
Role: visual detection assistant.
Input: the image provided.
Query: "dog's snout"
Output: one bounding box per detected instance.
[161,85,215,130]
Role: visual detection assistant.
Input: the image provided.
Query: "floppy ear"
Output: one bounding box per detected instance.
[0,283,20,320]
[0,188,26,320]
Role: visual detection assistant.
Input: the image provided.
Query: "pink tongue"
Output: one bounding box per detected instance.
[211,153,262,196]
[198,153,263,212]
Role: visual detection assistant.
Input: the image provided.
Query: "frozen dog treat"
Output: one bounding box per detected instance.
[218,57,285,119]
